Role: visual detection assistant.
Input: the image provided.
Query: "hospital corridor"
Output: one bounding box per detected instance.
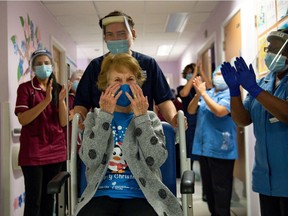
[1,1,287,216]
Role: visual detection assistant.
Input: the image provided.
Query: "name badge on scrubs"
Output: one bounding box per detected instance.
[269,117,279,123]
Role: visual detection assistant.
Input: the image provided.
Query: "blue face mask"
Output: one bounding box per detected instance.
[265,52,288,73]
[72,81,79,92]
[35,65,53,79]
[106,40,129,54]
[185,73,193,81]
[116,84,132,107]
[213,75,228,91]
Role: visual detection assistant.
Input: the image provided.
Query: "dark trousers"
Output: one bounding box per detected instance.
[199,156,235,216]
[21,162,64,216]
[259,194,288,216]
[77,196,158,216]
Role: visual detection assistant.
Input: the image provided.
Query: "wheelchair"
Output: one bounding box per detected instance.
[47,110,194,216]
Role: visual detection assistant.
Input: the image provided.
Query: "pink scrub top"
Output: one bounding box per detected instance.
[15,77,66,166]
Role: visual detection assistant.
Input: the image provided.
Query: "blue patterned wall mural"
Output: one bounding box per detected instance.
[11,14,45,84]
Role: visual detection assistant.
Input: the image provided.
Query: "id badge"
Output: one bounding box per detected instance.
[269,117,279,123]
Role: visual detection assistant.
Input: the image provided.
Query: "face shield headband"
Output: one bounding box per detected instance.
[265,31,288,73]
[101,15,133,37]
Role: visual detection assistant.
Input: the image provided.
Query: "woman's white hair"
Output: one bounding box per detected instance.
[70,69,84,82]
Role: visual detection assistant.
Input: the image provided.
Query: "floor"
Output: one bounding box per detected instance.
[177,161,247,216]
[54,160,247,216]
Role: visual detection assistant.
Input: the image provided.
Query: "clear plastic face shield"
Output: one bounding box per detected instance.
[101,16,133,54]
[254,30,288,76]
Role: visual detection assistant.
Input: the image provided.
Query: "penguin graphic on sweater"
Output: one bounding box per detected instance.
[108,141,128,173]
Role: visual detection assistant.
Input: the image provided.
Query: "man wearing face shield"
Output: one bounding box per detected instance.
[221,28,288,216]
[73,11,178,127]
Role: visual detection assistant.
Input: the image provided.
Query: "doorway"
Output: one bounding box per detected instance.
[223,9,247,214]
[51,38,67,84]
[200,43,215,80]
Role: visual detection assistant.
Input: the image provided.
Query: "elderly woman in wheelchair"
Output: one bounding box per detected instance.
[74,53,182,216]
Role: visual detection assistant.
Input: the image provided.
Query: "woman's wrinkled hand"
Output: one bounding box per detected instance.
[127,83,149,116]
[99,83,121,114]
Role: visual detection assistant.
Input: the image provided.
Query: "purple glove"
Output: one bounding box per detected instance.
[234,57,263,98]
[220,62,241,96]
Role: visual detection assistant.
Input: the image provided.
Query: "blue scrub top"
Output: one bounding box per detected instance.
[192,88,238,160]
[74,51,173,111]
[244,72,288,197]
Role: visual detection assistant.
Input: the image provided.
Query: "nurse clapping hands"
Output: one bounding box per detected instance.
[221,28,288,216]
[187,68,238,216]
[15,49,68,216]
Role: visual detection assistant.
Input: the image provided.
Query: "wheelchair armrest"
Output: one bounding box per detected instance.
[47,171,70,194]
[180,170,195,194]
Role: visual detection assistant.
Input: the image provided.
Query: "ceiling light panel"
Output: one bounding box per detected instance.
[157,45,173,56]
[165,13,189,33]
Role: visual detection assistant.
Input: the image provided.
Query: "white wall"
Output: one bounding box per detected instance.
[0,2,10,216]
[158,60,180,89]
[76,48,91,71]
[0,1,9,102]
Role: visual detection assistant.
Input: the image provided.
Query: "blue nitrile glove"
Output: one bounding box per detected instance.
[234,57,263,98]
[220,62,241,96]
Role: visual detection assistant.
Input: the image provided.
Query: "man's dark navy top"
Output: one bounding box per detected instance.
[74,51,173,111]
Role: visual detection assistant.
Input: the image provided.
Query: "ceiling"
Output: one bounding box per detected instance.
[41,1,221,62]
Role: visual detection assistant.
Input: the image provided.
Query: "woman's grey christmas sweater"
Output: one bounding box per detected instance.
[73,109,183,216]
